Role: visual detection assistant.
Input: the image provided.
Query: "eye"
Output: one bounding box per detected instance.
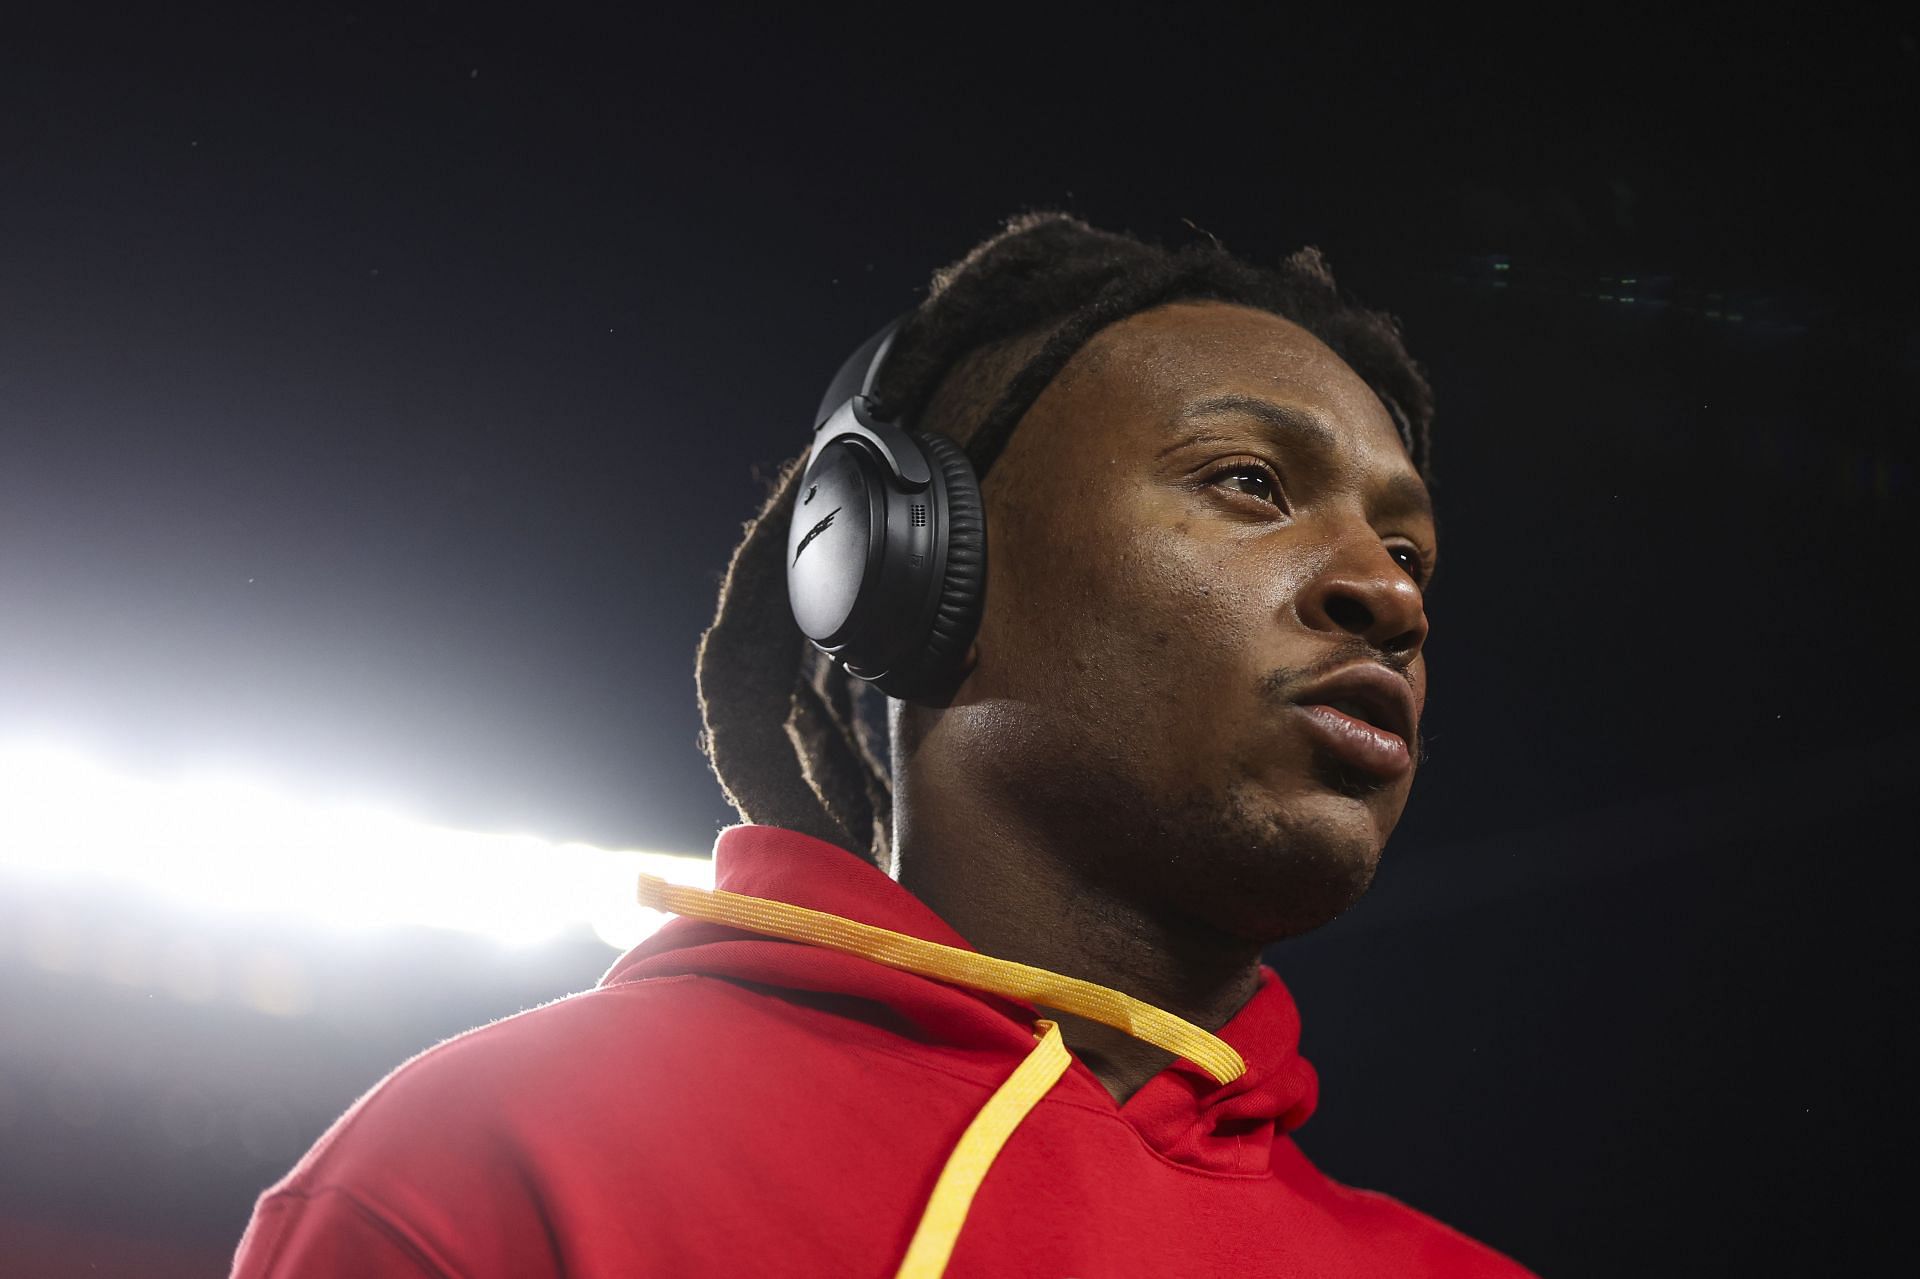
[1206,459,1284,509]
[1387,544,1430,586]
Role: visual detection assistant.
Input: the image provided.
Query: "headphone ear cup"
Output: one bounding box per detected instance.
[876,430,986,705]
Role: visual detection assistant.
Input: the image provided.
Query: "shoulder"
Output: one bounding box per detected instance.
[240,974,822,1276]
[289,973,778,1183]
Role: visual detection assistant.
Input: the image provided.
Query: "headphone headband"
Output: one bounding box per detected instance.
[814,313,910,427]
[806,313,929,487]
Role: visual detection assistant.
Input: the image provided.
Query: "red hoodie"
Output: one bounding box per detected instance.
[231,824,1537,1277]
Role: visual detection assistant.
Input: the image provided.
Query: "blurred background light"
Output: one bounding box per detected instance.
[0,740,711,950]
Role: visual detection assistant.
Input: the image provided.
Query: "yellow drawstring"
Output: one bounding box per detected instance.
[893,1019,1071,1279]
[635,874,1248,1279]
[634,875,1244,1085]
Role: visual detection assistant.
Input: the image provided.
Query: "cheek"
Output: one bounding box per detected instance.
[985,498,1277,733]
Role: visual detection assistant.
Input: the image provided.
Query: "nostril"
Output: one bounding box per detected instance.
[1381,625,1422,656]
[1326,596,1374,635]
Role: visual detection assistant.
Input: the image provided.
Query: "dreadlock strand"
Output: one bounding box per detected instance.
[784,663,865,853]
[694,452,850,845]
[844,675,893,801]
[814,652,894,858]
[963,267,1194,477]
[801,643,886,858]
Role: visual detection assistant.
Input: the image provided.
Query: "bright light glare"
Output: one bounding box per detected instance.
[0,742,711,948]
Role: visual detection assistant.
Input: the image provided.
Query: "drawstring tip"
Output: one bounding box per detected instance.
[636,873,671,909]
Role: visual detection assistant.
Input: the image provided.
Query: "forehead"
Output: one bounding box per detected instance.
[1066,300,1416,481]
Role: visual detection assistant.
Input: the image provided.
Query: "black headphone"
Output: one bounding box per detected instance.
[784,316,987,705]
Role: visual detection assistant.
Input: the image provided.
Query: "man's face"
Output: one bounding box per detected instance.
[946,300,1435,942]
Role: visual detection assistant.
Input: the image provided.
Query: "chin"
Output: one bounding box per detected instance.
[1217,812,1384,943]
[1129,774,1393,945]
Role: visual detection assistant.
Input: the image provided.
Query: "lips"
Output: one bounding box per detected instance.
[1288,664,1417,780]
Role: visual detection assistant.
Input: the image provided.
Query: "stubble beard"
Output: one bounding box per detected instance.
[1034,742,1390,948]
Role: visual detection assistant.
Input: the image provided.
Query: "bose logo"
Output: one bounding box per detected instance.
[794,506,841,564]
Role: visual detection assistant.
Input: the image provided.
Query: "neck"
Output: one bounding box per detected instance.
[892,789,1263,1105]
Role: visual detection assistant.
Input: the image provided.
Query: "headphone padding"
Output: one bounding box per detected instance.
[892,430,985,702]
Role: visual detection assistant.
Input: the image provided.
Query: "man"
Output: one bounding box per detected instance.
[232,213,1536,1276]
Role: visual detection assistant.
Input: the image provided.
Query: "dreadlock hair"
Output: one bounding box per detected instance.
[694,212,1436,869]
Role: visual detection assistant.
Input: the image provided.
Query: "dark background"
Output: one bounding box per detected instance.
[2,5,1913,1275]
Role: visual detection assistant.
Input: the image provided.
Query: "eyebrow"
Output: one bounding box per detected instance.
[1165,391,1434,523]
[1169,393,1338,455]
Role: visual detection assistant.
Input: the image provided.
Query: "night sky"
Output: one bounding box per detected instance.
[1,7,1914,1275]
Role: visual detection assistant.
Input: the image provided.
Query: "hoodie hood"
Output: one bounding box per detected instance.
[603,823,1318,1175]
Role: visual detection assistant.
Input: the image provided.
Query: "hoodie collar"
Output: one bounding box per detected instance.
[712,823,976,948]
[603,824,1318,1174]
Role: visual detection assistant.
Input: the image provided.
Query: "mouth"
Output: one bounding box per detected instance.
[1289,664,1417,782]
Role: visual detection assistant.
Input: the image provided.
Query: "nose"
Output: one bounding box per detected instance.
[1296,535,1428,658]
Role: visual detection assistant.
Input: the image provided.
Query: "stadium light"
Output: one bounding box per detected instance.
[0,741,712,949]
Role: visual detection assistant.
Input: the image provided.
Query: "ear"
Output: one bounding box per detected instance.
[960,640,980,678]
